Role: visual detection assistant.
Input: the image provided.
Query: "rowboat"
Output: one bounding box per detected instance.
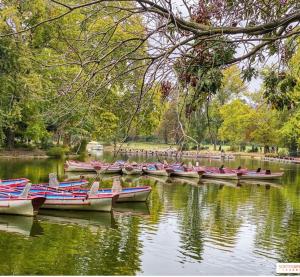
[39,182,119,212]
[121,164,143,175]
[166,167,204,178]
[0,178,30,187]
[66,178,151,202]
[0,184,46,216]
[202,172,241,180]
[94,164,122,174]
[6,182,119,212]
[4,174,88,190]
[67,186,152,202]
[64,160,97,172]
[142,164,168,176]
[239,170,284,180]
[122,166,142,175]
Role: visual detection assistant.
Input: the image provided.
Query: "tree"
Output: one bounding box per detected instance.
[219,100,253,149]
[249,104,281,153]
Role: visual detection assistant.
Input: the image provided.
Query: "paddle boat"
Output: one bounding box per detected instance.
[0,184,46,216]
[0,178,30,187]
[142,163,168,176]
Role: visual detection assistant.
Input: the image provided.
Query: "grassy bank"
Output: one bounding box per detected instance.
[0,147,80,159]
[110,142,269,157]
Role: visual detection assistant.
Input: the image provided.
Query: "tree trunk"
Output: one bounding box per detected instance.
[164,128,168,144]
[264,145,270,153]
[5,128,14,150]
[288,137,298,156]
[63,134,71,147]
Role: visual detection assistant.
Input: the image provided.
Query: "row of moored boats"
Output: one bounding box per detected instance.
[0,174,152,217]
[65,160,284,180]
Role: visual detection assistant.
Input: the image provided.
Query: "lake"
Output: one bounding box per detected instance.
[0,152,299,275]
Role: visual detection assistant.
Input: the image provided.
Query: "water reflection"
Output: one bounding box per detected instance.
[0,216,43,237]
[37,210,116,230]
[0,154,299,274]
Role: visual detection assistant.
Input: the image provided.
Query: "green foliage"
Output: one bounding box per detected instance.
[219,100,252,146]
[46,146,69,158]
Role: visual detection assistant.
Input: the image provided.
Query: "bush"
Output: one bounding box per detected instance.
[46,146,69,158]
[229,145,239,152]
[278,149,289,157]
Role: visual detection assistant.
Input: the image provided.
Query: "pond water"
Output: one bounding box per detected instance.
[0,152,299,275]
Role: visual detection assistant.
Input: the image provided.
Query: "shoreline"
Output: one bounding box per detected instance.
[0,149,79,159]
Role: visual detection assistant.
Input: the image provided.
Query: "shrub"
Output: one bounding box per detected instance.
[278,149,289,157]
[46,146,69,158]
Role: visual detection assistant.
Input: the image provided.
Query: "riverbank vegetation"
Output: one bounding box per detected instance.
[0,1,300,156]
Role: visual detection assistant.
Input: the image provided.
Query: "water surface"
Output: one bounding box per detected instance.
[0,152,299,275]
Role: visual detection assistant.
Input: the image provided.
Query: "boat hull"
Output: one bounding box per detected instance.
[97,168,122,174]
[0,197,45,216]
[117,189,151,202]
[239,173,283,180]
[168,170,201,178]
[64,165,96,172]
[42,195,118,212]
[122,168,143,175]
[143,169,168,176]
[202,173,240,180]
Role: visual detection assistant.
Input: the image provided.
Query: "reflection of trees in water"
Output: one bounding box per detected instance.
[0,159,65,183]
[200,185,245,249]
[0,216,143,275]
[177,186,204,262]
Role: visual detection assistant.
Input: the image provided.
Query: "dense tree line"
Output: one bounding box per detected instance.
[0,1,300,156]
